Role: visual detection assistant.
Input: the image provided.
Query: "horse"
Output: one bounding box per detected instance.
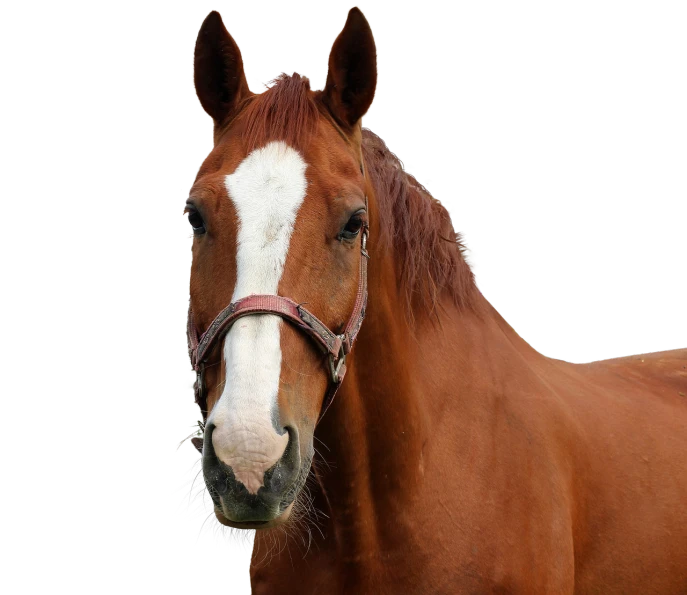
[184,8,687,593]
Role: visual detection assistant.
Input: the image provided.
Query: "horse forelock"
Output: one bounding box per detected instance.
[241,73,319,153]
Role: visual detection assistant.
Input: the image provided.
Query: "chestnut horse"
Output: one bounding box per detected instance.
[184,8,687,594]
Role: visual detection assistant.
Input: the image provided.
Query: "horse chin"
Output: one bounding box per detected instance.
[214,501,295,530]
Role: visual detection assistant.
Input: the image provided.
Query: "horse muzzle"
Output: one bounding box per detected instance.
[203,423,302,528]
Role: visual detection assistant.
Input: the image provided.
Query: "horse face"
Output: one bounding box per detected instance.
[186,10,376,528]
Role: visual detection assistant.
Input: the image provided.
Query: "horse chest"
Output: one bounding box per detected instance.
[250,511,575,594]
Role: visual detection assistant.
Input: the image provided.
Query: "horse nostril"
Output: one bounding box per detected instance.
[205,483,221,507]
[200,422,216,457]
[282,426,298,459]
[282,425,300,464]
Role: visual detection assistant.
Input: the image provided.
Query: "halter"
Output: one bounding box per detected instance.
[186,224,369,423]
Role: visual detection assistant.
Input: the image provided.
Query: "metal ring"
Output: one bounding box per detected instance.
[328,338,347,383]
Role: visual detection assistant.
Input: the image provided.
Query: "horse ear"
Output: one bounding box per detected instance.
[194,11,251,124]
[322,8,377,129]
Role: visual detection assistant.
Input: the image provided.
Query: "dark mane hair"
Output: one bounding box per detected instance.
[362,129,476,317]
[242,73,319,153]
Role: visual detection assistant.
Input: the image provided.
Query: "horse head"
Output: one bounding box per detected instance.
[186,8,376,529]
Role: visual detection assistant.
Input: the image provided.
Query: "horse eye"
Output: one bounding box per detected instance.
[186,208,206,235]
[340,214,364,241]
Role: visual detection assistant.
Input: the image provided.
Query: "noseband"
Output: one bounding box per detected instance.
[187,224,369,423]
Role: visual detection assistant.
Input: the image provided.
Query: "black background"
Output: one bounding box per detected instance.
[172,2,687,572]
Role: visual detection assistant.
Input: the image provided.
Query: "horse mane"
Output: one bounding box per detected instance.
[362,130,477,317]
[239,74,477,319]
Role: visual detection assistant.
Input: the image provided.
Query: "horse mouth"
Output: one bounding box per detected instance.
[214,501,295,530]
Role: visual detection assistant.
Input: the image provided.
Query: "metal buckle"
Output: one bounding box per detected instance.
[195,363,206,404]
[328,338,346,383]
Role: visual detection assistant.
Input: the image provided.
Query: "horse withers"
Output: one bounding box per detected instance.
[184,8,687,593]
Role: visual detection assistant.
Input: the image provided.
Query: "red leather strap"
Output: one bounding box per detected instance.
[192,295,344,369]
[342,229,369,352]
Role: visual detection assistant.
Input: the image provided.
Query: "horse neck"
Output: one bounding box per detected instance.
[312,249,543,563]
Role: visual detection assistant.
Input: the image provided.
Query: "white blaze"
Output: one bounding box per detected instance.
[208,141,307,494]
